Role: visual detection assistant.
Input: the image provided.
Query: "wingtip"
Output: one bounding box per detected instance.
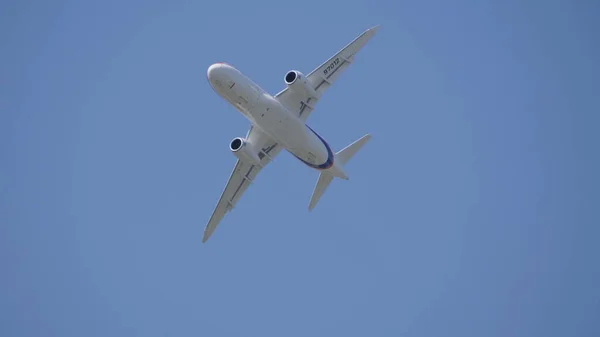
[369,25,381,32]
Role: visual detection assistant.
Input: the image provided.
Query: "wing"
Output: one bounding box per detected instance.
[274,25,379,121]
[202,126,283,242]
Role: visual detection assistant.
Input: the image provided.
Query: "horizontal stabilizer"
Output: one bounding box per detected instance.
[335,134,372,165]
[308,134,371,211]
[308,172,334,211]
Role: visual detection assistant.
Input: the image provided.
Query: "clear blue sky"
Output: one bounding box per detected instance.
[2,0,599,336]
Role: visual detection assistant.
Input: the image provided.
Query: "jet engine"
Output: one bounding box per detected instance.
[284,70,319,99]
[230,137,261,165]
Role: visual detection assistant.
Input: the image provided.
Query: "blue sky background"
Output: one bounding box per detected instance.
[2,0,599,336]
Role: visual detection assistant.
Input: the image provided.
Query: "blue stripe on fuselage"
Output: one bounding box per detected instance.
[291,125,334,170]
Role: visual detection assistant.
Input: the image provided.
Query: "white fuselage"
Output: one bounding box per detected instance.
[207,63,347,178]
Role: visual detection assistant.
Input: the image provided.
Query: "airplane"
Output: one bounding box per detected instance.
[203,25,380,242]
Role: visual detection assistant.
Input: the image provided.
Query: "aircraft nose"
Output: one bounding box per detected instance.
[207,63,223,80]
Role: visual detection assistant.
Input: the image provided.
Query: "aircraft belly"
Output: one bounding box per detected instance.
[249,96,297,147]
[234,83,259,111]
[292,126,329,166]
[248,95,329,168]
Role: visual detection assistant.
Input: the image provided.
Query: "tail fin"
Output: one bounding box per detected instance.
[308,134,372,211]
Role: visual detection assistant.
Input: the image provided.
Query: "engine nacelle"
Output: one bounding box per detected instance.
[229,137,261,165]
[284,70,319,99]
